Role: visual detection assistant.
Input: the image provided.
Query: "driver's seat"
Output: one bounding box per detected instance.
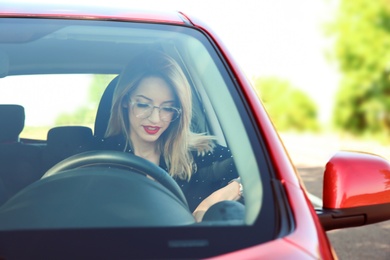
[94,75,207,139]
[94,76,119,139]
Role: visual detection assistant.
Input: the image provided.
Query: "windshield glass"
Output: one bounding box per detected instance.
[0,17,274,256]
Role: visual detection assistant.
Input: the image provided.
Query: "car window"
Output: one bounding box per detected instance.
[0,74,114,140]
[0,17,276,257]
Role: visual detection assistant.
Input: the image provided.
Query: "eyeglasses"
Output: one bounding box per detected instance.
[129,101,181,122]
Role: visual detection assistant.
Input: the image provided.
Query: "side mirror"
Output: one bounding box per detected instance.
[317,151,390,231]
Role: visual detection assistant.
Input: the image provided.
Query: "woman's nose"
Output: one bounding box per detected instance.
[148,107,161,123]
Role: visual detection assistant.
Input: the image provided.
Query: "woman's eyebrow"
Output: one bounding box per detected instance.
[134,95,175,105]
[134,95,152,101]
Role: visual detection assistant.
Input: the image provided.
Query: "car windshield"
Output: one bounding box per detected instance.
[0,17,275,256]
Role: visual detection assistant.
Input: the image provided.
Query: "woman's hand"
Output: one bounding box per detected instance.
[192,181,242,222]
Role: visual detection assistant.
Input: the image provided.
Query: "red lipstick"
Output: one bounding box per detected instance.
[143,126,161,135]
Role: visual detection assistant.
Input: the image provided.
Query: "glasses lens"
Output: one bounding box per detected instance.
[132,102,153,118]
[131,102,181,122]
[160,106,180,122]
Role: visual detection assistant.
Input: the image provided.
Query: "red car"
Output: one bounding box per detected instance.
[0,1,389,259]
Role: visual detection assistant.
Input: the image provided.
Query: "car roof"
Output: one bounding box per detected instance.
[0,2,200,76]
[0,1,190,25]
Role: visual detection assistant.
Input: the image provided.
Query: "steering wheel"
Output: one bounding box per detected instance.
[42,150,188,207]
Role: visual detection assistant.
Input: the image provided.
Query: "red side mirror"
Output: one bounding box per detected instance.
[318,151,390,231]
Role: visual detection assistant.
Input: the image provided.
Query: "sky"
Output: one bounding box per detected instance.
[92,0,341,124]
[6,0,341,124]
[108,0,341,124]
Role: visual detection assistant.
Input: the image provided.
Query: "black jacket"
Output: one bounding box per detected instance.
[97,135,238,212]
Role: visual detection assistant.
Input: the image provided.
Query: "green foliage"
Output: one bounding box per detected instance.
[88,74,116,104]
[254,77,319,132]
[330,0,390,138]
[55,74,116,126]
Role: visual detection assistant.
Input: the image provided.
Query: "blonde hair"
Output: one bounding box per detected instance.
[105,51,214,180]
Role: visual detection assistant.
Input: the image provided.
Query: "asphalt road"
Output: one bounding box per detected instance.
[280,133,390,259]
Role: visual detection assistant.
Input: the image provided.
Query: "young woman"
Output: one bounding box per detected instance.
[102,51,243,222]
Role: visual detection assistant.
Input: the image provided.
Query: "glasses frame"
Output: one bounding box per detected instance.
[129,101,182,122]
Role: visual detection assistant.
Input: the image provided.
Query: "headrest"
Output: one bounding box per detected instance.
[47,126,93,148]
[0,104,25,143]
[94,76,118,138]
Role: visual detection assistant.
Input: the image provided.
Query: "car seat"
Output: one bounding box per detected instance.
[0,104,43,205]
[42,126,94,172]
[94,76,119,139]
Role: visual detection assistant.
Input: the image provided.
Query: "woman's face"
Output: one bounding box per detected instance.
[127,76,176,147]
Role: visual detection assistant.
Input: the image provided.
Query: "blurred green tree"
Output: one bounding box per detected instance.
[330,0,390,138]
[56,74,116,126]
[254,77,319,132]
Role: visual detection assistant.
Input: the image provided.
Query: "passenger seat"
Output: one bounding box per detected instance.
[0,104,43,205]
[42,126,94,172]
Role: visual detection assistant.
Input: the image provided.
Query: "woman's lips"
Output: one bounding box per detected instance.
[143,126,161,135]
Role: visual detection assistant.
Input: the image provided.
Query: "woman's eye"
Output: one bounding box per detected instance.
[136,103,151,109]
[161,106,175,113]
